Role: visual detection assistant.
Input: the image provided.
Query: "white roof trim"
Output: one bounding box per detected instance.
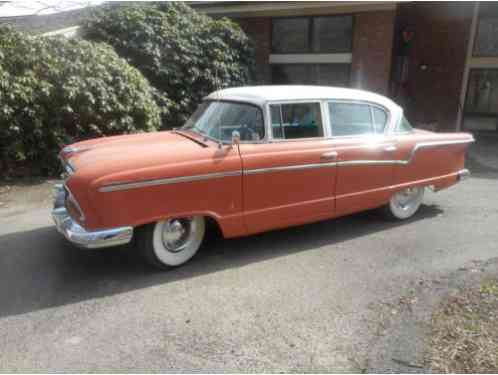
[206,85,401,114]
[269,53,352,64]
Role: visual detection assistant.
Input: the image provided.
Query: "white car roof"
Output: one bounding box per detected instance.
[206,85,400,112]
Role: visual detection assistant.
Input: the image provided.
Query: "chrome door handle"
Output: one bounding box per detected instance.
[321,151,338,161]
[383,145,397,152]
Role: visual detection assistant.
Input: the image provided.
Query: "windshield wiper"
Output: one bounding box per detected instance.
[173,129,209,147]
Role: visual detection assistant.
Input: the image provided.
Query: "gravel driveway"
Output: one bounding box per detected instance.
[0,169,497,372]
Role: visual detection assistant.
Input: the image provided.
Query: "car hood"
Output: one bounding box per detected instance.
[62,131,212,184]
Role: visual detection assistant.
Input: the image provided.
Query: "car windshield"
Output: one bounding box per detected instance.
[183,101,265,142]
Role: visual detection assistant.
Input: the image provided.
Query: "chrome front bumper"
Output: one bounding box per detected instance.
[51,184,133,249]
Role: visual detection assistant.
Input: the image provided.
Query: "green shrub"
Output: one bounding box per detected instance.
[0,26,162,176]
[83,3,255,128]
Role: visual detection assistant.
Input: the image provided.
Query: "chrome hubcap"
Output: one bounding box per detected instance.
[393,187,421,210]
[162,218,192,253]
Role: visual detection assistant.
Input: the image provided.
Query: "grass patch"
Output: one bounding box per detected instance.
[430,278,498,373]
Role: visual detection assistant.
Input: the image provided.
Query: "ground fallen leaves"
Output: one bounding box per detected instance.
[430,278,498,373]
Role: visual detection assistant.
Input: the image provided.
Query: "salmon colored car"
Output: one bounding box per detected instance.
[52,86,474,269]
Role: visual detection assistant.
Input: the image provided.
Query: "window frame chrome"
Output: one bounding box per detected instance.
[266,99,330,142]
[325,99,392,139]
[182,99,268,145]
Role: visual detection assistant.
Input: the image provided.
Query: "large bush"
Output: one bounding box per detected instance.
[0,26,162,175]
[83,3,255,128]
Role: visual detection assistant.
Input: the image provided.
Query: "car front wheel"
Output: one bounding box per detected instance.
[137,216,206,269]
[384,186,424,220]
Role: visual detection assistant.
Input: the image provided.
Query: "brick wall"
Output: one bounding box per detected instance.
[394,2,474,131]
[351,10,396,95]
[237,12,396,94]
[237,17,272,84]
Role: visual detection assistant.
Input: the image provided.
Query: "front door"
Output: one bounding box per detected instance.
[239,101,337,235]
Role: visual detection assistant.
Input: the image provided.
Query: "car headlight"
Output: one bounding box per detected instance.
[64,185,85,222]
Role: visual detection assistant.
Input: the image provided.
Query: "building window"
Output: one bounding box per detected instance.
[463,69,498,131]
[272,18,310,54]
[270,15,353,86]
[465,69,498,115]
[312,16,353,53]
[271,16,353,54]
[473,3,498,57]
[271,64,351,87]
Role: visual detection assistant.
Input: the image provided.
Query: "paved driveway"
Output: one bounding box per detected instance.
[0,171,497,372]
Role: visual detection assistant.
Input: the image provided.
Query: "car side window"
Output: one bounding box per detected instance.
[397,115,414,133]
[328,102,374,136]
[372,106,388,134]
[270,102,324,140]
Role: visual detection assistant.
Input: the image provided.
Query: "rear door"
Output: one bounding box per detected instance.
[327,101,397,216]
[239,101,338,235]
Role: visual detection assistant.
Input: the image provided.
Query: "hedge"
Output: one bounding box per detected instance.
[0,26,162,176]
[83,3,255,128]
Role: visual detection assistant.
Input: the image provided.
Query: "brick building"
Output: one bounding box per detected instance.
[2,1,497,133]
[194,1,498,133]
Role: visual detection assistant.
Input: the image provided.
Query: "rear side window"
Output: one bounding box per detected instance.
[372,107,388,133]
[328,102,388,136]
[270,102,324,139]
[397,116,414,133]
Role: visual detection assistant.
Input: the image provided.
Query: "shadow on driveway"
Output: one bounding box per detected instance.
[0,205,443,319]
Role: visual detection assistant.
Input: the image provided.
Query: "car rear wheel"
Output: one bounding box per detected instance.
[137,216,205,269]
[384,186,424,220]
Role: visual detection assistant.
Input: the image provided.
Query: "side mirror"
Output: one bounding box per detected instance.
[232,130,240,146]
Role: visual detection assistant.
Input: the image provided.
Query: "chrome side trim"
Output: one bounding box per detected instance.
[336,160,402,167]
[336,139,474,167]
[401,139,474,165]
[98,138,474,192]
[244,162,337,176]
[99,170,242,192]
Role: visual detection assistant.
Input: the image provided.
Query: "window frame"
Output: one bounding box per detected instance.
[463,67,498,117]
[270,63,352,87]
[472,4,498,58]
[271,14,354,55]
[394,115,415,135]
[183,99,268,145]
[326,99,391,138]
[266,100,329,142]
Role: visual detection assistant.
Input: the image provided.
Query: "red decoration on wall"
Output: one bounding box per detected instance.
[402,30,415,44]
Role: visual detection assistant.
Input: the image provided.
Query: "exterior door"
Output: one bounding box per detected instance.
[327,101,396,216]
[239,101,338,235]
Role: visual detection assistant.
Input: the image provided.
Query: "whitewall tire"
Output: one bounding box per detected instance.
[385,187,424,220]
[137,216,205,269]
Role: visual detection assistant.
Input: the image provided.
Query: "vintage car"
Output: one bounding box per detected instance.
[52,86,474,269]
